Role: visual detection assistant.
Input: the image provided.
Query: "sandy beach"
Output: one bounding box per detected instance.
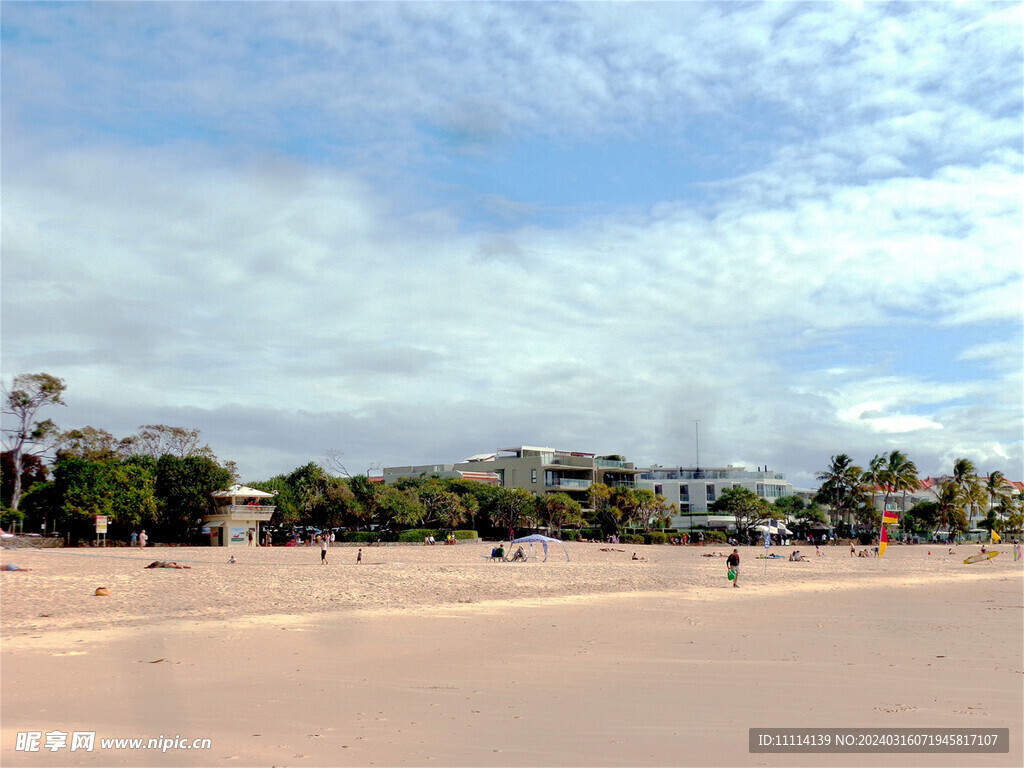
[1,541,1021,767]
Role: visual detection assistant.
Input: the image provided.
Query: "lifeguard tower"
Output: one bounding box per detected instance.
[205,485,276,547]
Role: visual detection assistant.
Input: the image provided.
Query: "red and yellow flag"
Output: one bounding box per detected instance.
[882,510,899,524]
[879,524,889,558]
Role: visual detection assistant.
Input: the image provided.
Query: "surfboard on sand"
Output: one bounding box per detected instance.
[963,551,999,564]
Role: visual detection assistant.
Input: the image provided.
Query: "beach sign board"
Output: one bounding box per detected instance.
[95,515,107,534]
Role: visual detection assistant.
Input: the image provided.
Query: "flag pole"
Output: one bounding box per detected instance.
[878,494,886,558]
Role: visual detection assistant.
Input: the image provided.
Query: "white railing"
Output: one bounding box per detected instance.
[227,505,275,513]
[553,478,592,490]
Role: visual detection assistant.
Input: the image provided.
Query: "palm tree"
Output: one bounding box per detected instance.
[862,454,887,515]
[816,454,865,531]
[985,471,1009,520]
[950,458,985,528]
[936,480,967,539]
[885,450,919,513]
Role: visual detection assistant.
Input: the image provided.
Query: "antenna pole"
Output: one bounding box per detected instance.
[693,420,700,470]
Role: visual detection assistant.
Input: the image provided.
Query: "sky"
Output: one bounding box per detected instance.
[2,1,1022,489]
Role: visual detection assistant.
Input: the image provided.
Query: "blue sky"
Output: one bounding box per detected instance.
[2,1,1021,488]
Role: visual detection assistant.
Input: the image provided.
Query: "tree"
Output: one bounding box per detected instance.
[414,477,469,528]
[903,501,940,536]
[153,455,232,540]
[985,471,1009,518]
[609,486,639,529]
[487,487,535,537]
[862,454,887,514]
[1,450,49,510]
[57,426,127,461]
[250,476,301,525]
[935,480,968,537]
[884,450,919,514]
[2,373,66,510]
[794,506,829,535]
[124,424,215,460]
[775,496,827,537]
[540,492,583,534]
[815,454,866,526]
[53,455,158,542]
[348,475,422,532]
[631,488,670,531]
[322,449,353,478]
[711,487,776,539]
[286,462,333,529]
[950,458,985,527]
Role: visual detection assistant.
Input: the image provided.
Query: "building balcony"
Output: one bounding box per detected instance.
[548,478,592,490]
[596,459,633,469]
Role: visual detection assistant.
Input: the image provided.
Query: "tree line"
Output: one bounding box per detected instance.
[3,374,1022,543]
[815,451,1023,538]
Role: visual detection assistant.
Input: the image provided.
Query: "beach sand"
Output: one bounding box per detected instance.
[1,542,1021,767]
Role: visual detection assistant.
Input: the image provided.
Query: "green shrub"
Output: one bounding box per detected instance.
[398,528,438,542]
[703,530,728,543]
[579,528,603,541]
[338,531,381,543]
[561,530,580,541]
[643,531,668,545]
[621,533,644,545]
[452,530,478,541]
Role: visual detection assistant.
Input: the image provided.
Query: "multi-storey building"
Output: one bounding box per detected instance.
[636,465,793,531]
[383,446,639,504]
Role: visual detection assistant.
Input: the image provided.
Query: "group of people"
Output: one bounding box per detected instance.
[488,545,526,561]
[319,541,362,564]
[425,533,459,545]
[129,530,148,547]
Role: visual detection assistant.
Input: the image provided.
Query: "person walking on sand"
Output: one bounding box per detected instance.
[357,548,362,564]
[130,531,138,547]
[138,530,148,548]
[320,536,328,564]
[726,548,740,588]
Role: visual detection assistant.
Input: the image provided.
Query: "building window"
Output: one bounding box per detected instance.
[706,485,716,502]
[531,469,537,484]
[679,485,689,502]
[655,484,663,496]
[496,470,505,487]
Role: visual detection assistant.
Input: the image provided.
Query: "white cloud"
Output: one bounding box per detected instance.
[2,2,1021,484]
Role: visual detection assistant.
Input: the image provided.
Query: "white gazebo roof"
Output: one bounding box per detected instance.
[210,484,275,499]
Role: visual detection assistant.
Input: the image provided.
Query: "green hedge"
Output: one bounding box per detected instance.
[703,530,728,543]
[621,533,645,545]
[643,531,669,545]
[336,529,479,543]
[396,528,479,543]
[337,531,383,543]
[560,529,602,542]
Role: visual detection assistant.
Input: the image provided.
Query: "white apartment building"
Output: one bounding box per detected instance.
[636,465,793,531]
